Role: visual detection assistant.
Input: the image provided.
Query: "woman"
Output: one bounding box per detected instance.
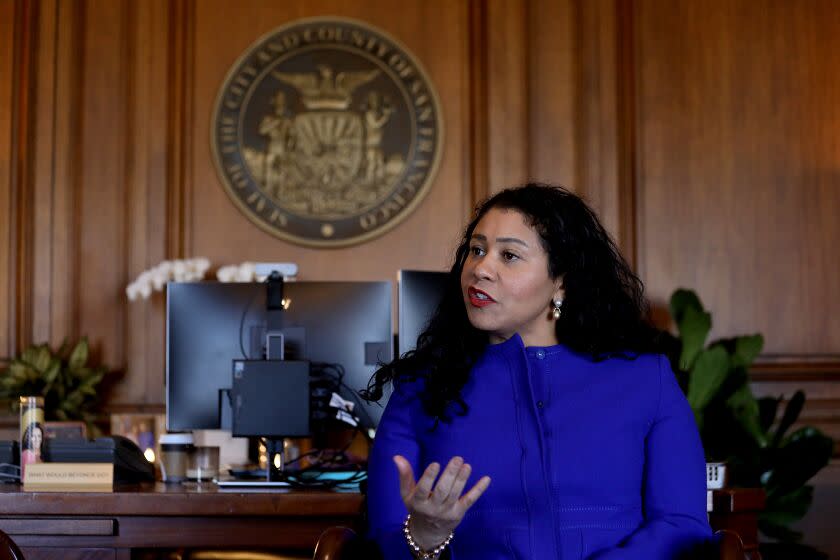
[365,184,712,559]
[20,422,44,477]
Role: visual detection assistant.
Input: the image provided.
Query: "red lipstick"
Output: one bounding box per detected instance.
[468,287,495,308]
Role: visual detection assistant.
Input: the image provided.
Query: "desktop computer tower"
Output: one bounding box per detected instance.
[230,360,311,438]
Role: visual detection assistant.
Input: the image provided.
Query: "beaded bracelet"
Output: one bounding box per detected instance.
[403,513,454,560]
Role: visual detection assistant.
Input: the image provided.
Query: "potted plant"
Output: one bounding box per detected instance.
[0,337,112,435]
[662,289,835,559]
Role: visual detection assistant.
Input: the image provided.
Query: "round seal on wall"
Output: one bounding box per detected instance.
[211,17,443,247]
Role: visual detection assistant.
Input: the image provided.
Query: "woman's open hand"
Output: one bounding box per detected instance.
[393,454,491,551]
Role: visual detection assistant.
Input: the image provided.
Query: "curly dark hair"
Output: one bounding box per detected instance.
[21,422,44,451]
[363,183,664,423]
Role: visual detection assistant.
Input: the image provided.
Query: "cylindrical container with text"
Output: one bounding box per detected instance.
[19,396,45,479]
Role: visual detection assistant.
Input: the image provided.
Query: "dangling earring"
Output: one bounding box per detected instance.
[552,299,563,320]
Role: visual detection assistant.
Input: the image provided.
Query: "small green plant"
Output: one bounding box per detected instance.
[664,289,834,557]
[0,337,111,434]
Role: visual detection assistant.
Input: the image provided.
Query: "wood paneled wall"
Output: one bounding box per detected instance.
[2,0,840,551]
[2,0,838,445]
[629,0,840,443]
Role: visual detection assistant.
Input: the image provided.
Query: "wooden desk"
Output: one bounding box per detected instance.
[0,484,763,560]
[0,483,363,560]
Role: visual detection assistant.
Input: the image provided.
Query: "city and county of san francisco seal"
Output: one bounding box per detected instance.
[211,17,443,247]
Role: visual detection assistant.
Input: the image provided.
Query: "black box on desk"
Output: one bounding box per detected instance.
[0,440,19,481]
[231,360,310,438]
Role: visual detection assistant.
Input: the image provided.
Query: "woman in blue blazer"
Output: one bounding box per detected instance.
[364,184,712,559]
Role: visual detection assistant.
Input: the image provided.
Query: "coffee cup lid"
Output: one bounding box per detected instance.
[159,433,194,445]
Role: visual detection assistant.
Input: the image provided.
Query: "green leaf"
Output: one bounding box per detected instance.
[68,338,89,372]
[762,485,813,526]
[732,334,764,368]
[758,396,780,433]
[764,427,834,494]
[43,361,60,385]
[669,289,704,324]
[61,392,83,409]
[78,377,100,397]
[8,362,31,381]
[686,346,729,411]
[20,345,52,374]
[727,383,768,447]
[677,306,712,370]
[772,391,805,447]
[0,336,110,425]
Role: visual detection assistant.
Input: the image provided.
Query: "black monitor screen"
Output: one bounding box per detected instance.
[398,270,448,356]
[166,281,392,432]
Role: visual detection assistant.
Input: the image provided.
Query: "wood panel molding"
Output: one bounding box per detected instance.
[485,0,530,193]
[749,360,840,455]
[8,0,37,355]
[120,0,174,406]
[29,0,58,348]
[752,360,840,378]
[167,0,194,260]
[615,0,639,268]
[527,0,577,191]
[1,0,84,356]
[75,0,134,371]
[0,0,18,359]
[465,0,488,212]
[573,0,622,244]
[48,0,83,349]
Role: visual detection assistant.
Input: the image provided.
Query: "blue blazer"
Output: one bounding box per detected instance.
[367,334,712,559]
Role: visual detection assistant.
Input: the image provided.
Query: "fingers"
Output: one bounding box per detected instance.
[458,475,491,510]
[393,455,415,502]
[413,461,441,499]
[394,455,491,518]
[442,462,472,506]
[430,456,464,504]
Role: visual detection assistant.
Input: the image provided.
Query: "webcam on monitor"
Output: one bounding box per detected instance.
[254,262,298,281]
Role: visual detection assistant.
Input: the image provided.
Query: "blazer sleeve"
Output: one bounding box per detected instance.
[366,380,424,560]
[586,355,713,560]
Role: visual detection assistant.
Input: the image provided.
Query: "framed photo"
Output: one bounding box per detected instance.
[110,413,166,459]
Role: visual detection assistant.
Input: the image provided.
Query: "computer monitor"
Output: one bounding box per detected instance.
[397,270,449,356]
[166,281,393,432]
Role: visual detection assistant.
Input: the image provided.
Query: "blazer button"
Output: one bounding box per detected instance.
[537,400,544,409]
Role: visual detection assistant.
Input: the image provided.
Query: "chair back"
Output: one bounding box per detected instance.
[0,529,24,560]
[313,527,358,560]
[717,529,749,560]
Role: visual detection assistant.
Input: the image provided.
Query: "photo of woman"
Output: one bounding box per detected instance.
[20,422,44,476]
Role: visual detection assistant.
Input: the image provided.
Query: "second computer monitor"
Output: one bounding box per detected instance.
[397,270,449,356]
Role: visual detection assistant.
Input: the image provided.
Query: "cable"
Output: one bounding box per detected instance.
[0,463,20,482]
[252,431,367,490]
[238,282,263,359]
[309,361,376,432]
[281,466,367,490]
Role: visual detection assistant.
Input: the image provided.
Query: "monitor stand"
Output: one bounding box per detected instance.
[215,437,289,488]
[265,437,284,481]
